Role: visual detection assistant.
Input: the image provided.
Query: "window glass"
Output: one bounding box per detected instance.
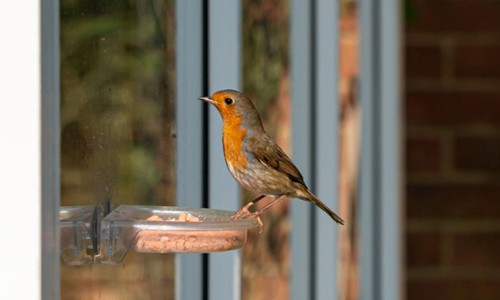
[60,0,176,298]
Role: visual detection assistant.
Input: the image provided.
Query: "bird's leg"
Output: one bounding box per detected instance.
[254,195,288,215]
[232,195,267,233]
[250,194,268,205]
[232,195,287,233]
[232,195,266,220]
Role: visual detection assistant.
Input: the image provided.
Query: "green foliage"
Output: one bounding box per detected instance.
[242,0,289,119]
[60,2,177,299]
[60,0,176,207]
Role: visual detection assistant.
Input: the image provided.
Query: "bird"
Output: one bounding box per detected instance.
[198,89,344,230]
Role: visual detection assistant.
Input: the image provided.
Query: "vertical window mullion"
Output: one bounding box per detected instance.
[207,1,242,299]
[359,1,403,300]
[379,2,403,299]
[42,0,60,298]
[313,0,340,299]
[290,0,314,299]
[175,1,205,299]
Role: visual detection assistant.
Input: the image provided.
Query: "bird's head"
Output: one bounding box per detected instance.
[198,89,263,129]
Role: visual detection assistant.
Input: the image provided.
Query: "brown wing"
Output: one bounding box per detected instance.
[248,135,307,187]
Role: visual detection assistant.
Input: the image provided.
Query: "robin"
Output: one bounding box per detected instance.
[199,89,344,230]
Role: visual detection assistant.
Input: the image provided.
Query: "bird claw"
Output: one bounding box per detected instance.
[231,203,264,234]
[231,202,255,220]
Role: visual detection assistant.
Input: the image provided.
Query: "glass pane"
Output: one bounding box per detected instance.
[60,0,176,298]
[241,1,291,299]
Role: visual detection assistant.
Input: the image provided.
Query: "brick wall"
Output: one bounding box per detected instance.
[405,1,500,299]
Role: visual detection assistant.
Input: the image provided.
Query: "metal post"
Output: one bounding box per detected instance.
[290,0,314,299]
[291,0,341,299]
[313,0,340,299]
[208,0,242,299]
[379,1,403,299]
[176,1,205,299]
[359,1,402,299]
[359,0,377,298]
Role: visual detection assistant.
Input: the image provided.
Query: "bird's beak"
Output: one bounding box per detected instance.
[198,96,216,104]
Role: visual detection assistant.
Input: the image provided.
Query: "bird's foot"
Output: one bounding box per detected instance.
[231,202,253,220]
[231,203,264,234]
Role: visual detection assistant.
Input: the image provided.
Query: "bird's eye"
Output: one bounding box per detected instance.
[224,98,234,105]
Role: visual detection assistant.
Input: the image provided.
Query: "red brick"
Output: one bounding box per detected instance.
[406,0,500,33]
[407,279,500,300]
[406,137,442,172]
[455,137,500,172]
[406,92,500,126]
[454,45,500,79]
[406,232,441,267]
[453,232,500,267]
[406,45,442,79]
[407,184,500,219]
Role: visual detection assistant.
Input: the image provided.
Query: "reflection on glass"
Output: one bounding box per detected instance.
[60,0,176,298]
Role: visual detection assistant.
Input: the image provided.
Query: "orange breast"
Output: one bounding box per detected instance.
[222,117,248,171]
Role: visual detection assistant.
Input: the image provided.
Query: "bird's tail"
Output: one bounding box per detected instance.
[303,190,345,225]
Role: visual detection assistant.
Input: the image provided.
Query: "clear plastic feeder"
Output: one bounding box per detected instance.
[60,206,95,265]
[97,205,259,264]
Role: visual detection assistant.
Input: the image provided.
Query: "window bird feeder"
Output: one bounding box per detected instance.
[60,205,259,265]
